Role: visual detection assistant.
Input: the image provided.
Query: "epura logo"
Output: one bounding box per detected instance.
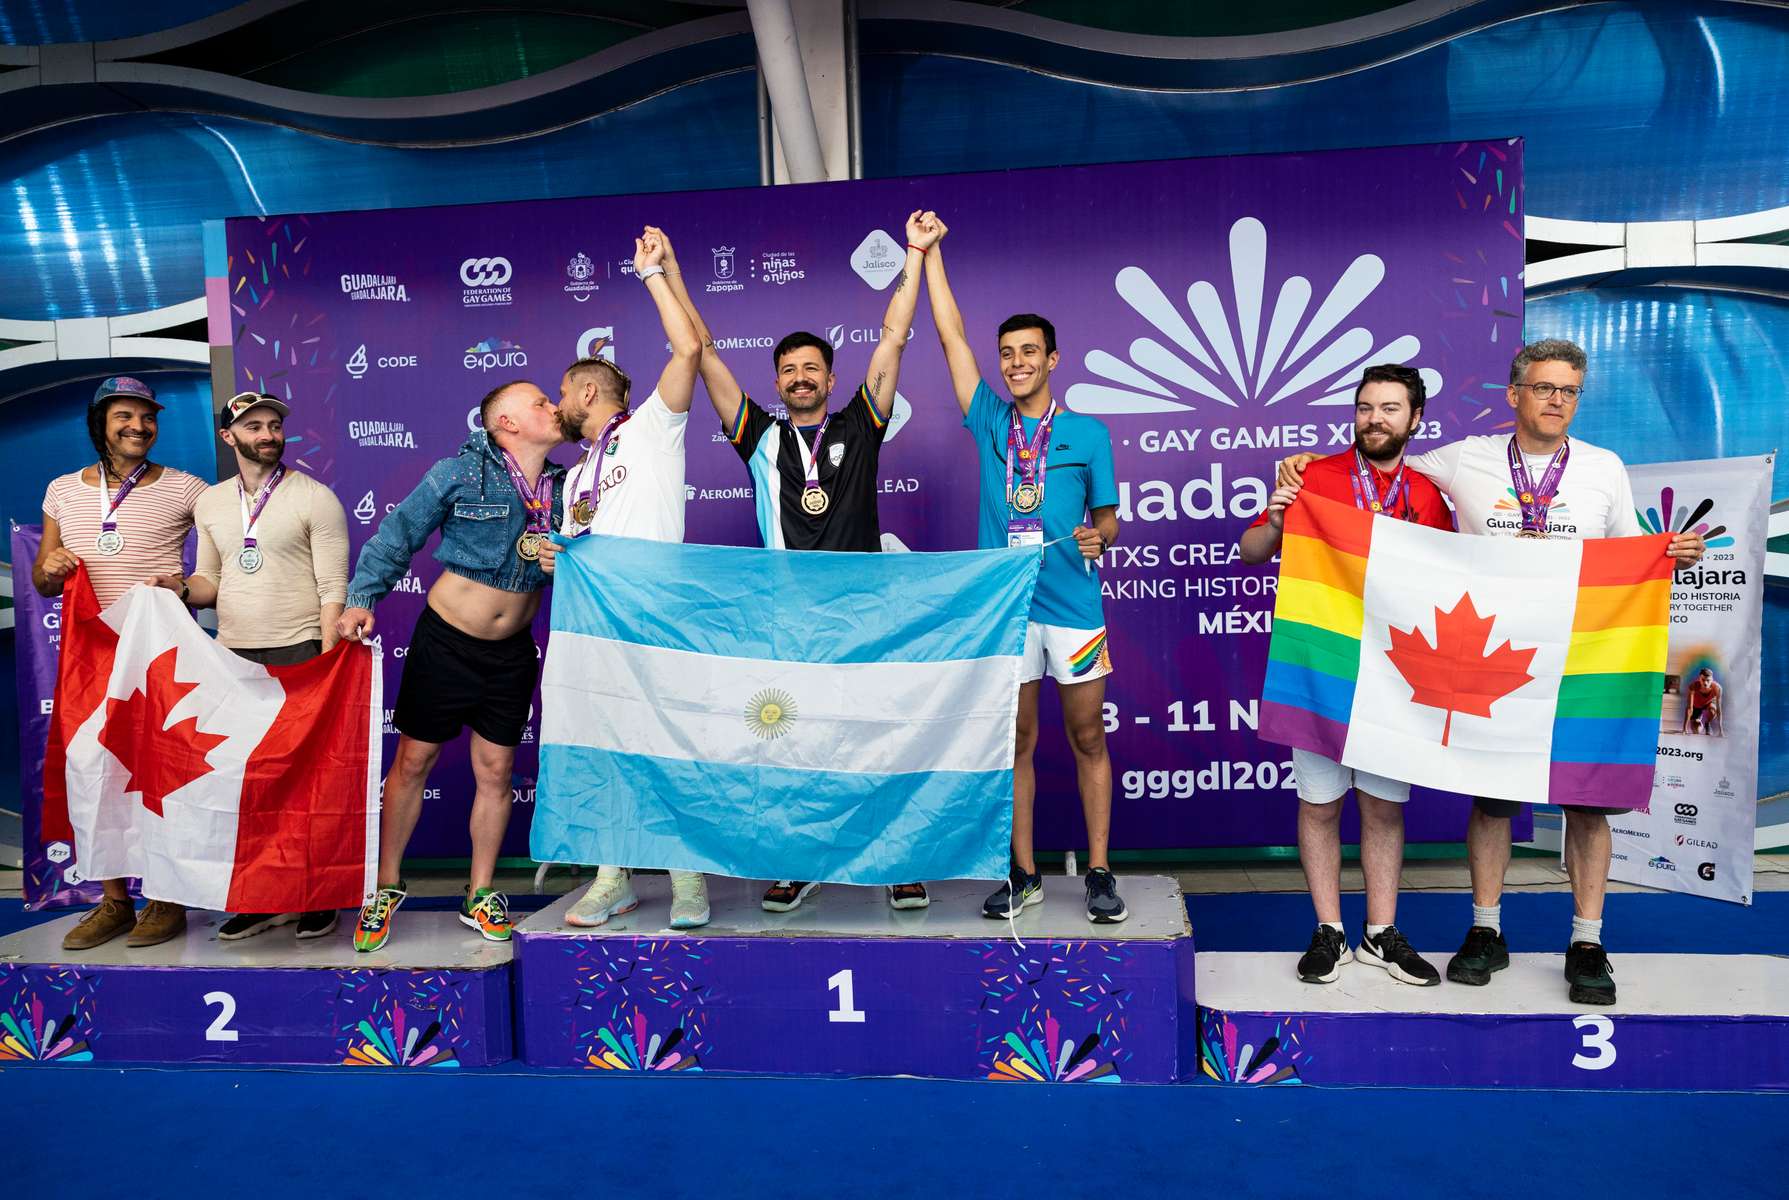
[460,256,514,307]
[465,336,526,372]
[1063,216,1439,417]
[707,246,743,295]
[341,272,409,302]
[348,419,415,449]
[1647,855,1678,871]
[345,343,419,379]
[850,230,903,290]
[565,252,598,301]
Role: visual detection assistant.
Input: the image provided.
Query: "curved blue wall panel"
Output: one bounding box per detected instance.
[1,69,759,320]
[862,3,1789,223]
[0,1,239,45]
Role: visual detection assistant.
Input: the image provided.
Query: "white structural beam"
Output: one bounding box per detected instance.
[1526,207,1789,288]
[750,0,857,183]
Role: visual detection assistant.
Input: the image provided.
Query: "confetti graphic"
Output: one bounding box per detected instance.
[336,970,475,1068]
[1198,1010,1307,1085]
[986,1010,1121,1083]
[1638,485,1735,548]
[0,968,98,1062]
[565,940,713,1070]
[974,940,1135,1080]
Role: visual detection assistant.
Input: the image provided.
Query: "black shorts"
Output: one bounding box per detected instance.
[393,606,539,747]
[231,640,323,667]
[1473,796,1634,819]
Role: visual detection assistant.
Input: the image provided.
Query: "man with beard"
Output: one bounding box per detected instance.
[1239,365,1452,986]
[535,229,711,930]
[336,379,566,951]
[150,391,350,940]
[35,376,210,950]
[651,215,940,913]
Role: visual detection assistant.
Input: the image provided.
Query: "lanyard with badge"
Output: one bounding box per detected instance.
[568,411,630,534]
[1506,436,1570,538]
[788,411,835,516]
[1347,449,1409,519]
[235,464,286,574]
[500,448,554,561]
[1006,402,1056,548]
[93,460,150,555]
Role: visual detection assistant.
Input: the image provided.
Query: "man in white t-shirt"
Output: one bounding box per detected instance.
[1280,339,1705,1005]
[537,229,708,930]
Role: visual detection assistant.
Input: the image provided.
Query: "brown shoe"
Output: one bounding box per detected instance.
[61,895,138,951]
[126,899,188,948]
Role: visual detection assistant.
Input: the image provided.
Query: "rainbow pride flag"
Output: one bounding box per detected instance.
[1259,492,1673,809]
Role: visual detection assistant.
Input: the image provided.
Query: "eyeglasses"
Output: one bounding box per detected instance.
[1515,382,1583,401]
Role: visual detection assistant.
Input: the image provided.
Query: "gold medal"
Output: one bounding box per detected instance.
[800,487,830,516]
[1369,500,1383,513]
[1011,483,1041,514]
[517,532,543,561]
[571,498,593,525]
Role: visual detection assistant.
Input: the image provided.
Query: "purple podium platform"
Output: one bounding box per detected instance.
[1196,950,1789,1089]
[0,910,512,1067]
[513,874,1196,1082]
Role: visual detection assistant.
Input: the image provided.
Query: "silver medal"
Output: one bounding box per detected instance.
[237,545,264,573]
[95,529,124,555]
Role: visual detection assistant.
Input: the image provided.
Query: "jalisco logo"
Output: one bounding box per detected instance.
[1063,217,1439,416]
[341,272,410,302]
[460,256,514,307]
[465,336,527,372]
[565,252,598,301]
[850,230,904,290]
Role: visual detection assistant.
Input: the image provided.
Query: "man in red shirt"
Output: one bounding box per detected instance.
[1239,364,1452,987]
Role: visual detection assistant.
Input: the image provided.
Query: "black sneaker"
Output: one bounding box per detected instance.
[217,912,294,941]
[761,881,819,913]
[295,909,339,940]
[982,867,1042,919]
[1446,925,1510,985]
[1357,925,1441,987]
[1564,941,1617,1006]
[1084,867,1128,924]
[1297,926,1353,983]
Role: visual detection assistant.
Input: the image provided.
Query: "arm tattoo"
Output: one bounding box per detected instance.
[871,370,887,396]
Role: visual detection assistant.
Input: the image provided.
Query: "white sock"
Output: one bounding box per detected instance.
[1472,903,1501,934]
[1365,923,1390,941]
[1571,915,1603,946]
[1321,920,1344,934]
[596,865,627,882]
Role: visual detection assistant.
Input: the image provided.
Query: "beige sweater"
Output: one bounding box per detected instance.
[193,468,349,648]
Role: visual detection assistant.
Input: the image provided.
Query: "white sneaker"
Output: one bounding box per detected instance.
[668,872,711,929]
[565,867,637,928]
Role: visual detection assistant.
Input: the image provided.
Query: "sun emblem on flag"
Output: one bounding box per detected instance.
[744,689,798,740]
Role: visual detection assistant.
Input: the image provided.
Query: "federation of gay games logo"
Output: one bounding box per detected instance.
[460,256,514,307]
[565,252,597,302]
[465,337,526,372]
[1063,217,1438,415]
[576,327,616,363]
[1635,485,1735,548]
[850,230,904,290]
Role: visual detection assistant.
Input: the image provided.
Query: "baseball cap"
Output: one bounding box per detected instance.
[220,390,292,429]
[91,376,162,411]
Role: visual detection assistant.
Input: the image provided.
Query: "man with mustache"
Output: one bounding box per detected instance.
[34,376,210,950]
[652,215,941,913]
[535,229,710,930]
[148,391,350,941]
[1239,365,1453,987]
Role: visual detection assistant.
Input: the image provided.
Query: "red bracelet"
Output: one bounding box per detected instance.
[906,243,927,255]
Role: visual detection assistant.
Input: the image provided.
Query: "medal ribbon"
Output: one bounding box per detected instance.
[96,460,150,534]
[787,411,835,500]
[569,411,629,535]
[1506,436,1571,535]
[1005,403,1057,509]
[236,464,286,551]
[499,448,554,535]
[1347,449,1408,518]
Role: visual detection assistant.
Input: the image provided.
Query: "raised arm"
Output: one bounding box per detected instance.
[1237,482,1302,564]
[647,225,746,430]
[922,217,982,416]
[636,231,701,415]
[863,210,937,419]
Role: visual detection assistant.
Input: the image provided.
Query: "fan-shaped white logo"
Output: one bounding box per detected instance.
[1065,218,1439,415]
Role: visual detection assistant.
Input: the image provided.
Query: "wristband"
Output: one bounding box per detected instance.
[906,243,927,255]
[637,264,667,282]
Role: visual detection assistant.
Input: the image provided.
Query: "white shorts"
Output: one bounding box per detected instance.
[1292,748,1410,805]
[1022,623,1113,686]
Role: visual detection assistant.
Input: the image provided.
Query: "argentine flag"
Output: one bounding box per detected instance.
[534,535,1041,884]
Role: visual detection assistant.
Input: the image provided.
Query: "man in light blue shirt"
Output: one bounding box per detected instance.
[924,212,1127,924]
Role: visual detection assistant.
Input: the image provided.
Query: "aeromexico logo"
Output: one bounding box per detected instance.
[465,337,526,372]
[1064,217,1437,415]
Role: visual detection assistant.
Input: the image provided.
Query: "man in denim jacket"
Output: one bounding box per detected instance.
[336,380,566,951]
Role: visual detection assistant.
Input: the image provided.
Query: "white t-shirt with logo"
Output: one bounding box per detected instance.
[1405,434,1641,542]
[559,388,687,544]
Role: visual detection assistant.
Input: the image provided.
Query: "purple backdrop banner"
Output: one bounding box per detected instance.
[213,141,1527,858]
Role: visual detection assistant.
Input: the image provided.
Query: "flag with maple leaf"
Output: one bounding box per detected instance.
[1260,492,1673,809]
[42,567,380,911]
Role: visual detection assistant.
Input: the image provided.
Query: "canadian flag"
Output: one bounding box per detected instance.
[43,568,380,912]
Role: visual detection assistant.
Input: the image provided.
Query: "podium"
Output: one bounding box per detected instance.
[513,874,1198,1082]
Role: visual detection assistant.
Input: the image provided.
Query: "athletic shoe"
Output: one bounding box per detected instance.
[295,910,339,940]
[1297,926,1353,983]
[1445,924,1510,985]
[126,900,187,948]
[1357,925,1441,986]
[61,896,137,951]
[668,871,710,930]
[887,882,930,910]
[982,867,1043,919]
[1085,867,1128,924]
[1564,941,1617,1006]
[460,887,512,941]
[762,880,819,912]
[354,882,407,953]
[218,912,295,941]
[566,867,638,928]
